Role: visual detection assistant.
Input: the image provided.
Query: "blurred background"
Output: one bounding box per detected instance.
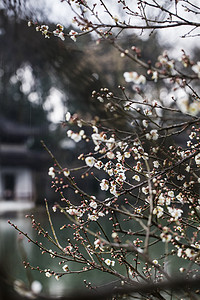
[0,0,200,298]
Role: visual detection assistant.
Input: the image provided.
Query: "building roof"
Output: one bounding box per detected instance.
[0,116,41,143]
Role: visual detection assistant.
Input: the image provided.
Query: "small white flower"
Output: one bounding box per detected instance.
[58,32,65,41]
[62,264,69,272]
[189,132,196,139]
[85,156,95,167]
[94,160,103,169]
[124,152,131,158]
[177,174,185,180]
[107,151,115,159]
[100,179,109,191]
[105,259,115,266]
[176,193,184,204]
[49,249,55,258]
[111,232,118,239]
[67,129,73,137]
[152,71,158,82]
[69,30,78,42]
[63,169,70,177]
[142,186,149,195]
[52,205,57,212]
[153,206,164,218]
[168,190,174,198]
[146,129,158,141]
[160,232,172,243]
[48,167,55,178]
[185,248,196,258]
[177,248,183,257]
[153,160,159,168]
[88,214,99,221]
[132,175,140,182]
[142,120,148,128]
[152,259,158,265]
[94,238,103,249]
[168,207,183,220]
[73,133,82,142]
[45,271,52,278]
[90,200,97,209]
[185,165,190,172]
[158,193,165,206]
[98,211,105,217]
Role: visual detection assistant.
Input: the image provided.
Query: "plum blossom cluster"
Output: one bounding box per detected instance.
[28,22,65,40]
[14,2,200,298]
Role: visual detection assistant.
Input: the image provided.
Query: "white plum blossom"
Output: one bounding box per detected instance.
[100,179,109,191]
[104,259,115,267]
[63,169,70,177]
[132,175,140,182]
[52,205,57,212]
[85,156,96,167]
[152,71,158,82]
[94,160,103,169]
[153,206,164,218]
[107,151,115,159]
[88,214,99,221]
[62,265,69,272]
[168,207,183,221]
[177,248,183,257]
[142,186,149,195]
[146,129,159,141]
[91,133,102,146]
[185,248,196,258]
[94,238,104,250]
[124,151,131,158]
[152,259,158,265]
[160,232,172,243]
[110,181,120,197]
[49,249,55,258]
[142,120,148,128]
[58,32,65,41]
[106,137,115,149]
[168,190,174,198]
[116,151,123,162]
[69,30,78,42]
[153,160,159,168]
[67,207,83,217]
[185,165,190,172]
[90,200,98,209]
[53,24,65,40]
[48,167,55,178]
[176,193,184,204]
[45,271,52,278]
[71,132,82,143]
[158,193,165,205]
[177,174,185,180]
[189,132,196,139]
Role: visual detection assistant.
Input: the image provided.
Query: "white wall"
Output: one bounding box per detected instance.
[0,167,34,201]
